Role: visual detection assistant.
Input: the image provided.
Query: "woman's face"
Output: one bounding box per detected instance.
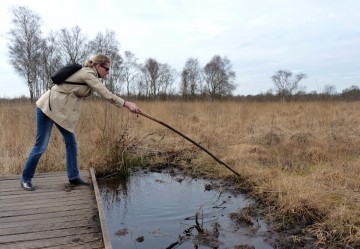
[96,62,110,79]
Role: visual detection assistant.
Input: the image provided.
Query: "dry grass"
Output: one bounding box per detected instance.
[1,99,360,247]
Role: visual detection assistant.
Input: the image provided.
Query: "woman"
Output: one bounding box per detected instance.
[21,53,141,191]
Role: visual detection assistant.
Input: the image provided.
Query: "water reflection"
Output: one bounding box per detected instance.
[98,171,273,249]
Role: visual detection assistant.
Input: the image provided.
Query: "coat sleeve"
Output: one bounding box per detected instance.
[82,68,125,108]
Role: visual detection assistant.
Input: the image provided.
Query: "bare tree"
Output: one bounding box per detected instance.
[158,63,177,98]
[323,84,336,95]
[341,85,360,101]
[7,6,43,101]
[141,58,160,98]
[203,55,236,99]
[271,70,307,102]
[88,30,122,93]
[137,66,149,98]
[37,32,62,93]
[57,26,90,64]
[119,51,140,97]
[181,58,202,99]
[139,58,177,99]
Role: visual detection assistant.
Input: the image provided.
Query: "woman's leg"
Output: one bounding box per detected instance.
[22,108,53,182]
[55,124,80,181]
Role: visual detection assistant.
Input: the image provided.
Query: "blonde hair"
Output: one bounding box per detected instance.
[84,53,111,67]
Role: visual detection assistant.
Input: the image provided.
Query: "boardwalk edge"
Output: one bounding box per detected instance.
[90,168,112,249]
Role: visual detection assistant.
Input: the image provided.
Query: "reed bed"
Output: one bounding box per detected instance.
[1,99,360,248]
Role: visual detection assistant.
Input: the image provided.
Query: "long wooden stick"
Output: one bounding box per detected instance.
[139,111,241,177]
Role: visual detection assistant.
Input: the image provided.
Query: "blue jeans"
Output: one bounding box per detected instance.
[22,107,80,183]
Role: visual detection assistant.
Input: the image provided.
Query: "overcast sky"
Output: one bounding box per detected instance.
[1,0,360,98]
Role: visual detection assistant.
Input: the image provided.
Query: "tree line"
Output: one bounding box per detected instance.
[7,6,236,101]
[232,84,360,102]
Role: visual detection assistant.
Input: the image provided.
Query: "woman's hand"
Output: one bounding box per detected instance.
[124,101,141,114]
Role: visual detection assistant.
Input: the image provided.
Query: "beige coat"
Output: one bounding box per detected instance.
[36,66,125,132]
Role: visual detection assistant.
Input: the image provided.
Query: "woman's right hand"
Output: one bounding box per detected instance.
[124,101,141,114]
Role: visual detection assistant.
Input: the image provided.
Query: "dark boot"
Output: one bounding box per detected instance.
[69,178,90,186]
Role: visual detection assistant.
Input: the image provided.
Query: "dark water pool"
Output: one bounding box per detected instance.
[98,171,273,249]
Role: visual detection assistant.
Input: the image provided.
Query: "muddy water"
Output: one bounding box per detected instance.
[98,171,273,249]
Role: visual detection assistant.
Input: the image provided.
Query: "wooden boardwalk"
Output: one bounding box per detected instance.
[0,170,106,249]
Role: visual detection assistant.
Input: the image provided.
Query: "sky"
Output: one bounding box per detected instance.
[1,0,360,98]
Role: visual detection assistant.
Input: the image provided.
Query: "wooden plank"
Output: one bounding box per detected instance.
[0,186,87,194]
[0,192,91,204]
[0,201,96,218]
[0,178,90,188]
[0,184,91,197]
[0,211,95,228]
[0,195,92,208]
[0,198,95,213]
[0,226,99,243]
[0,189,87,200]
[0,198,94,212]
[0,219,97,236]
[0,233,103,249]
[0,170,89,183]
